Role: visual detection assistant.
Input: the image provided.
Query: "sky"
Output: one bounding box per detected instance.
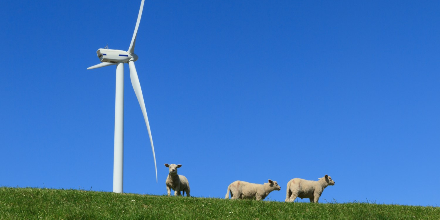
[1,0,439,207]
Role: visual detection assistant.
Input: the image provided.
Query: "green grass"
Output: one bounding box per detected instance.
[0,187,438,219]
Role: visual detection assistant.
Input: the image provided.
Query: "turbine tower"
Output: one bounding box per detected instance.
[87,0,157,193]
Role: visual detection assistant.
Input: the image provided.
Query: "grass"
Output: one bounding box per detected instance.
[0,187,438,219]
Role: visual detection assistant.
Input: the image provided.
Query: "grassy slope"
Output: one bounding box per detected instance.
[0,187,438,219]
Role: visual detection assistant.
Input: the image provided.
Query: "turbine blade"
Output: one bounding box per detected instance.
[128,0,145,54]
[87,62,117,70]
[128,61,157,182]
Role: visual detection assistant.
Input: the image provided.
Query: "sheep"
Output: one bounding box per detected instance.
[285,175,335,203]
[165,164,190,197]
[225,179,281,201]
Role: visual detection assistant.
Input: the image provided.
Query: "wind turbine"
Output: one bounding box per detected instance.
[87,0,157,193]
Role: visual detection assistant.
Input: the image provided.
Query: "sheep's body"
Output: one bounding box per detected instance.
[285,175,335,203]
[165,164,190,197]
[225,180,281,201]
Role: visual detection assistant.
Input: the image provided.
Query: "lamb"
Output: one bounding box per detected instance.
[165,164,190,197]
[285,175,335,203]
[225,179,281,201]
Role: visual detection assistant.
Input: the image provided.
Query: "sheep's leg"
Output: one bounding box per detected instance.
[185,188,190,197]
[289,192,298,203]
[256,194,263,201]
[285,188,292,202]
[175,190,181,196]
[309,197,314,203]
[231,191,240,200]
[229,184,239,199]
[289,195,297,203]
[231,192,238,199]
[166,186,171,196]
[313,195,320,203]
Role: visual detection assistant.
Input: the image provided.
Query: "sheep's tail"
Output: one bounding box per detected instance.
[225,185,230,199]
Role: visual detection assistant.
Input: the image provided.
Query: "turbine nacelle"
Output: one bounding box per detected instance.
[96,48,138,63]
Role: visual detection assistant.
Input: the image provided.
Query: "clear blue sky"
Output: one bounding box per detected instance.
[1,0,439,206]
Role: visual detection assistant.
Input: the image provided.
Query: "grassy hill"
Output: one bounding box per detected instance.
[0,187,438,219]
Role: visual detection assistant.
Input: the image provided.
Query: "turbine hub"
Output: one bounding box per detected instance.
[130,53,139,62]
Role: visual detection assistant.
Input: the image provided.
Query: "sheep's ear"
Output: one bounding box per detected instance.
[268,179,273,184]
[325,175,329,179]
[177,164,182,168]
[165,164,169,167]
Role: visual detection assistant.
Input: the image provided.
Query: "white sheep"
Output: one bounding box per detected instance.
[285,175,335,203]
[225,179,281,201]
[165,164,190,197]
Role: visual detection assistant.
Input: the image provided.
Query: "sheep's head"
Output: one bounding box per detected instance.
[324,175,335,185]
[268,179,281,191]
[165,164,182,175]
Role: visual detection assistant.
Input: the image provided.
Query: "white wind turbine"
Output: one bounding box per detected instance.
[87,0,157,193]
